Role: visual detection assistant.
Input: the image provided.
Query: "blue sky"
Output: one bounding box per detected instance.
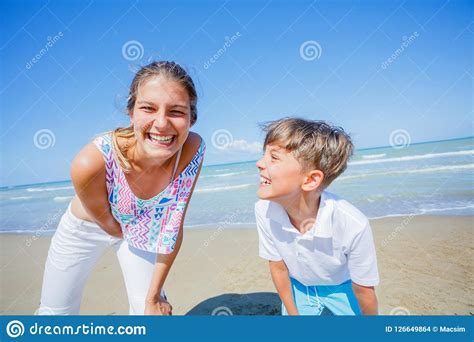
[1,0,472,187]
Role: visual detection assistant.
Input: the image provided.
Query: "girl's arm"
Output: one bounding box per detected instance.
[145,138,204,315]
[352,282,378,315]
[71,143,123,238]
[269,260,299,315]
[144,228,183,315]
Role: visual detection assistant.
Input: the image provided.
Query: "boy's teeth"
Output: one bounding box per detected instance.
[259,177,271,185]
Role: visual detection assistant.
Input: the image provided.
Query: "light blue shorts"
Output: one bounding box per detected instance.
[282,277,361,316]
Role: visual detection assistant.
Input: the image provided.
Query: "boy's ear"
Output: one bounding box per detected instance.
[301,170,324,191]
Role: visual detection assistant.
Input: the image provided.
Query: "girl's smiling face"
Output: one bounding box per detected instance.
[130,76,191,163]
[256,144,305,201]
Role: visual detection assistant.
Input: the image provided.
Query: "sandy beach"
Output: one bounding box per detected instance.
[0,215,472,315]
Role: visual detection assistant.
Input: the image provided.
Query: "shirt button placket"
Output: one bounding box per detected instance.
[295,236,301,258]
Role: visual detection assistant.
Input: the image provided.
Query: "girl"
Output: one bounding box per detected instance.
[38,61,206,315]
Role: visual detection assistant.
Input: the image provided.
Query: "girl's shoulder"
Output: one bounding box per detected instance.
[184,131,204,154]
[184,131,205,158]
[71,141,107,185]
[176,132,205,175]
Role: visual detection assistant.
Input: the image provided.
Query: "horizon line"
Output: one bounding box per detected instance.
[2,135,472,189]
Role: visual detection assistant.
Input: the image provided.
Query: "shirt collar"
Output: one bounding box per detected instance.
[267,191,333,239]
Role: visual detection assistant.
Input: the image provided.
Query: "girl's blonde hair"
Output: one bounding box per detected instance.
[112,61,198,172]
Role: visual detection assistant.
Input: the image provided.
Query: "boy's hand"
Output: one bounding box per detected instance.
[145,297,172,315]
[352,282,378,315]
[285,307,299,315]
[269,260,299,315]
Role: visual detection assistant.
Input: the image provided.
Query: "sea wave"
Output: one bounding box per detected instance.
[53,196,74,202]
[369,204,474,219]
[0,229,56,235]
[185,222,256,229]
[195,184,253,193]
[419,204,474,213]
[200,171,247,179]
[339,164,474,181]
[361,153,386,159]
[350,150,473,166]
[27,185,74,192]
[9,196,33,201]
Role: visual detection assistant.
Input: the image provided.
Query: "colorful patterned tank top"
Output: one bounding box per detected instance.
[93,133,206,254]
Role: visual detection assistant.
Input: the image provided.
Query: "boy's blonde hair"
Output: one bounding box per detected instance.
[262,118,353,187]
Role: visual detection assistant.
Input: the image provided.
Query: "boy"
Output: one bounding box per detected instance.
[255,118,379,315]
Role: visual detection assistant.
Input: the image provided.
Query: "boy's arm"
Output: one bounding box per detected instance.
[346,221,380,315]
[352,282,378,315]
[269,260,299,315]
[255,203,297,314]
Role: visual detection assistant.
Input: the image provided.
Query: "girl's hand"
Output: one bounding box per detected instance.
[145,297,172,315]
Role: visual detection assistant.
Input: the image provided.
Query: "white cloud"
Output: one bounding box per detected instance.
[218,139,262,153]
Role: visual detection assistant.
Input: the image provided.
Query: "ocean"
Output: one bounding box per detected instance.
[1,137,472,235]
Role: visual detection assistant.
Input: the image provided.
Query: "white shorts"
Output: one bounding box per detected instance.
[37,203,164,315]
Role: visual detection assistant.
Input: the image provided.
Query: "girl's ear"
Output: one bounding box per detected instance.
[302,170,324,192]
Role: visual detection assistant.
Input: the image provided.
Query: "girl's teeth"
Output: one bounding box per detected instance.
[148,134,174,142]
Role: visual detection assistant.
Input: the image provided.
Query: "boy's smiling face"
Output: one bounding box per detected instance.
[256,144,306,202]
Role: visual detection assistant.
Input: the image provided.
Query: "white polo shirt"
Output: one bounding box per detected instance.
[255,191,379,287]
